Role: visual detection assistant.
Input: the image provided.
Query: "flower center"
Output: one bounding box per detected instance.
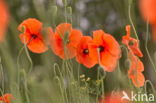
[31,34,37,39]
[83,49,89,55]
[128,40,134,46]
[98,45,105,52]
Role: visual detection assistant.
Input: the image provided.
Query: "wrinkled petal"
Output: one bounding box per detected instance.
[51,32,64,58]
[122,25,143,57]
[66,29,83,58]
[28,38,48,53]
[100,51,118,72]
[132,72,145,87]
[18,18,42,34]
[56,23,72,37]
[19,33,31,44]
[68,29,83,48]
[102,33,121,57]
[128,51,144,72]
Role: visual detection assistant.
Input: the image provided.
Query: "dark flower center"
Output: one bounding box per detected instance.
[83,49,89,55]
[31,34,37,39]
[98,45,105,52]
[128,40,134,46]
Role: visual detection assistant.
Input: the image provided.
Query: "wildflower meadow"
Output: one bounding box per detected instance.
[0,0,156,103]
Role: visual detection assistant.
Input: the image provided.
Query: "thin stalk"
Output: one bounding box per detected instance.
[128,0,139,40]
[145,21,156,73]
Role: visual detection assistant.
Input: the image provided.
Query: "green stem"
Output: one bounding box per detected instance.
[128,0,139,40]
[145,21,156,73]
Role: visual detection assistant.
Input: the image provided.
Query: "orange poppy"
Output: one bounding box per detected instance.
[18,18,49,53]
[51,23,83,59]
[93,30,121,72]
[128,51,145,87]
[122,25,143,57]
[76,36,98,68]
[0,0,9,42]
[139,0,156,41]
[0,93,13,103]
[99,91,131,103]
[139,0,156,24]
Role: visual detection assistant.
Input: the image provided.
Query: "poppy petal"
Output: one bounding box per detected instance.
[102,33,121,57]
[132,72,145,87]
[56,23,72,37]
[93,30,121,57]
[27,38,48,53]
[18,18,42,34]
[0,0,9,42]
[19,33,31,44]
[68,29,83,48]
[122,25,143,57]
[51,32,64,58]
[139,0,156,24]
[100,51,118,72]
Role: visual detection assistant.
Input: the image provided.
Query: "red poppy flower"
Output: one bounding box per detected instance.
[122,25,143,57]
[99,91,131,103]
[128,51,145,87]
[93,30,121,72]
[51,23,83,59]
[18,18,49,53]
[0,93,13,103]
[139,0,156,24]
[76,36,98,68]
[0,0,9,42]
[139,0,156,41]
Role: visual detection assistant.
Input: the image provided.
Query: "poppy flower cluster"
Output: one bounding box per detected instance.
[18,18,121,72]
[139,0,156,42]
[0,0,9,42]
[51,24,121,72]
[18,19,146,86]
[0,93,13,103]
[122,25,145,87]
